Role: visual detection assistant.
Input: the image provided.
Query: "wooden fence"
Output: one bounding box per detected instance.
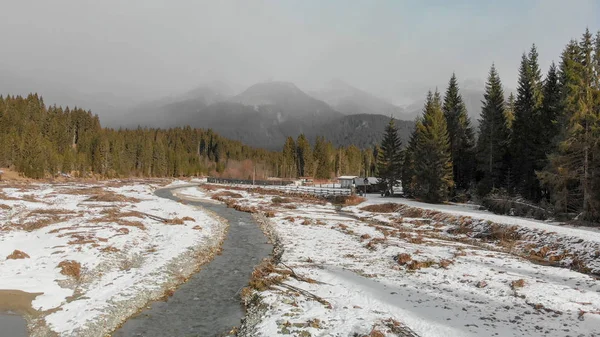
[206,177,351,197]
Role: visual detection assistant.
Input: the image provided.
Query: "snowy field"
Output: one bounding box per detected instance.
[192,184,600,337]
[0,181,226,337]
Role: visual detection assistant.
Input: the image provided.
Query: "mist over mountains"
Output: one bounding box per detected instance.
[0,68,497,150]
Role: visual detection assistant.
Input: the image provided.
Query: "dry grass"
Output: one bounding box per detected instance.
[248,260,288,291]
[19,216,64,231]
[369,329,385,337]
[439,259,454,269]
[99,246,120,253]
[360,203,400,213]
[85,191,140,203]
[58,260,81,280]
[271,196,291,204]
[407,259,436,270]
[167,217,185,225]
[365,237,386,250]
[67,234,96,245]
[6,250,30,260]
[394,253,412,265]
[360,233,372,241]
[510,279,526,289]
[212,191,243,199]
[400,206,424,218]
[327,195,366,206]
[0,204,11,210]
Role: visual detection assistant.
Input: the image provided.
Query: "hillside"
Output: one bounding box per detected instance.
[316,114,414,149]
[310,80,407,119]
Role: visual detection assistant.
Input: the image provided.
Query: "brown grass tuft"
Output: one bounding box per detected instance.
[360,233,372,241]
[6,250,30,260]
[271,196,291,204]
[167,217,185,225]
[86,192,140,203]
[369,329,385,337]
[361,203,400,213]
[99,246,120,253]
[407,259,436,270]
[400,206,424,218]
[439,259,454,269]
[20,216,64,231]
[58,260,81,280]
[394,253,412,265]
[510,279,526,289]
[212,191,243,199]
[0,204,11,210]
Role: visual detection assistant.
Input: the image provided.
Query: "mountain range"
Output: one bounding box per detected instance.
[1,68,497,151]
[120,80,418,150]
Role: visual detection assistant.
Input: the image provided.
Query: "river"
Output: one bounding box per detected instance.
[112,187,272,336]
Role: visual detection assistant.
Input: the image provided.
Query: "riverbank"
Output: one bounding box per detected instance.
[189,184,600,337]
[0,181,227,336]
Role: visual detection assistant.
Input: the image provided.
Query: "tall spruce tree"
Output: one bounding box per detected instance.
[476,64,510,196]
[296,134,312,177]
[511,46,544,201]
[281,137,297,178]
[505,93,516,129]
[540,30,600,221]
[376,118,403,195]
[401,128,418,197]
[442,73,476,193]
[413,91,453,203]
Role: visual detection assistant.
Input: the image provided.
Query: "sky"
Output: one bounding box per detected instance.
[0,0,598,109]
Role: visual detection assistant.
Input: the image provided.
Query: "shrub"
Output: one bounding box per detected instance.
[6,250,30,260]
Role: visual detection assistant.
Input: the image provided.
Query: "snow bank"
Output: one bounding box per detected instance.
[203,185,600,337]
[0,182,227,337]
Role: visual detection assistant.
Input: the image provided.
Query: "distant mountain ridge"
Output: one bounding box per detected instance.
[310,79,409,120]
[121,80,416,150]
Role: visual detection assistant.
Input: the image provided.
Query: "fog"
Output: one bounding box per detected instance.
[0,0,598,119]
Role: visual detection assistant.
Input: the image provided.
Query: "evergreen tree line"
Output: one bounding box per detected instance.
[280,135,377,180]
[378,28,600,222]
[0,94,279,179]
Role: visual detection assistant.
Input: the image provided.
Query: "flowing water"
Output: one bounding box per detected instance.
[113,187,272,337]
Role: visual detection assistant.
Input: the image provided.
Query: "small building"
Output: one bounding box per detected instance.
[354,177,381,193]
[298,177,314,186]
[338,176,359,189]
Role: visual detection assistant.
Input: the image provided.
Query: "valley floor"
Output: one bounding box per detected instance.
[0,180,226,337]
[180,184,600,337]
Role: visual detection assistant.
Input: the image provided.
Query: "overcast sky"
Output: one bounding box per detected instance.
[0,0,598,105]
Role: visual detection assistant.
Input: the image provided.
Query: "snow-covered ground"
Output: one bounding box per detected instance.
[0,181,226,337]
[198,184,600,337]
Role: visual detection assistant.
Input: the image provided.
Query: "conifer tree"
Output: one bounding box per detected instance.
[376,118,403,195]
[401,128,418,197]
[413,91,453,203]
[442,73,476,193]
[476,64,510,196]
[313,136,333,179]
[505,93,516,129]
[281,137,297,178]
[296,134,312,177]
[511,46,544,201]
[541,30,600,221]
